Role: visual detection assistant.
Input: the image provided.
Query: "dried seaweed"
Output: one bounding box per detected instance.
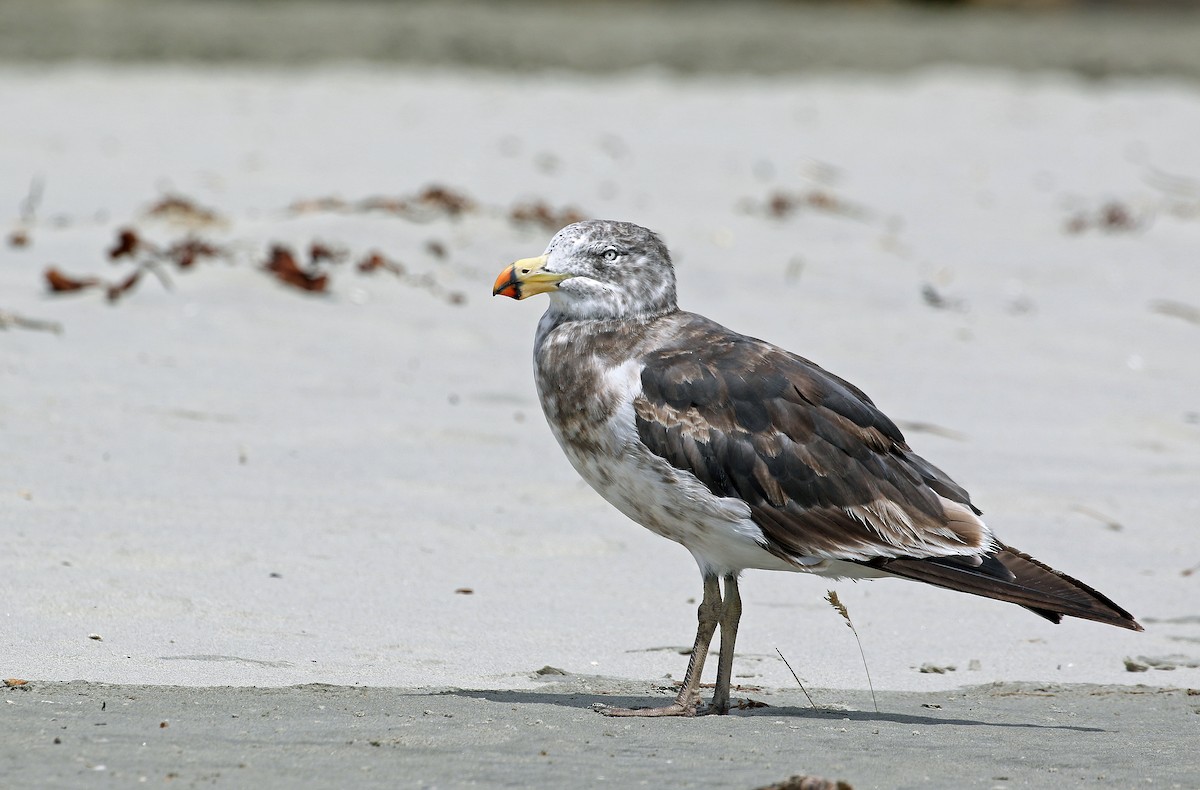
[143,194,224,227]
[414,185,474,216]
[45,262,165,304]
[34,189,491,308]
[44,226,231,302]
[755,189,868,220]
[1064,200,1143,234]
[289,184,475,222]
[106,268,142,303]
[263,244,328,292]
[166,238,224,269]
[108,227,142,259]
[508,201,587,233]
[357,251,402,276]
[357,250,465,306]
[45,267,100,292]
[309,242,347,265]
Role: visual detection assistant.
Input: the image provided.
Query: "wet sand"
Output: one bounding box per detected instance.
[4,678,1198,788]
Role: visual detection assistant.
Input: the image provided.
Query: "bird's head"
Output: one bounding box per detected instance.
[493,220,677,320]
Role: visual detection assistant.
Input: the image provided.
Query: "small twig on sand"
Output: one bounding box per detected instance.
[20,175,44,223]
[826,590,878,713]
[775,648,816,709]
[0,308,62,334]
[140,259,175,291]
[8,175,44,248]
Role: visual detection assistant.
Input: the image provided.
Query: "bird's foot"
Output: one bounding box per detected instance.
[597,702,698,718]
[702,701,730,716]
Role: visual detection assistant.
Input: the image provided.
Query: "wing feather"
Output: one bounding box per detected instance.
[632,314,989,562]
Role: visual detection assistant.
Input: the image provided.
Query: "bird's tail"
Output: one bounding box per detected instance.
[867,543,1142,631]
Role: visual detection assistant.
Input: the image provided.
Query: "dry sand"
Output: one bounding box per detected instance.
[2,48,1199,790]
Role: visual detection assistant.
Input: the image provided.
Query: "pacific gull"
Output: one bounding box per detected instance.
[493,219,1140,717]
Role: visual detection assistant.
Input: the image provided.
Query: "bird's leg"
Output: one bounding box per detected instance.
[601,574,722,717]
[672,574,724,712]
[707,573,742,715]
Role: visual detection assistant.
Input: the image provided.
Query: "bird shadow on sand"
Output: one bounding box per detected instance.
[447,688,1107,733]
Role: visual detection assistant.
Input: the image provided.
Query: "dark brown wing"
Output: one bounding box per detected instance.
[867,545,1142,630]
[633,313,987,562]
[634,313,1142,631]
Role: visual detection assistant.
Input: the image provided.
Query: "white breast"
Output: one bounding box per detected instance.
[546,358,803,577]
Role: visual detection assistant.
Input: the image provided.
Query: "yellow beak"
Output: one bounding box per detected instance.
[492,255,572,300]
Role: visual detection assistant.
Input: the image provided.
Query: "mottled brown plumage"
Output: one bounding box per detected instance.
[494,219,1140,717]
[633,312,983,561]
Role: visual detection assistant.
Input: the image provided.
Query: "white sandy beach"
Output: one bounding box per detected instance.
[2,65,1199,702]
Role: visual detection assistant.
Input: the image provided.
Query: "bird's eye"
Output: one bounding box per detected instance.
[602,249,619,262]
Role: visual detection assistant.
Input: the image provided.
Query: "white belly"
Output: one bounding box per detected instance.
[554,396,803,577]
[534,328,884,579]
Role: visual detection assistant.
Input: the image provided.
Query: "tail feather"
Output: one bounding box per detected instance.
[865,543,1142,631]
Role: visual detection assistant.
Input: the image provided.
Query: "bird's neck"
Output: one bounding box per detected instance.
[535,306,678,355]
[545,285,678,323]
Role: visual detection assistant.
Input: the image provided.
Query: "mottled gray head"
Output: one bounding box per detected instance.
[493,220,678,321]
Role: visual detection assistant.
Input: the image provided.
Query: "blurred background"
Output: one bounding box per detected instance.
[1,0,1199,77]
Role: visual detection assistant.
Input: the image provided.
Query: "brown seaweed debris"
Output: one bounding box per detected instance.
[412,185,474,217]
[357,251,405,276]
[108,227,142,259]
[166,237,224,269]
[44,264,158,304]
[309,241,347,265]
[45,267,100,293]
[744,189,868,221]
[289,196,350,214]
[104,226,223,283]
[106,268,142,302]
[1064,200,1142,234]
[289,184,475,221]
[356,250,464,305]
[508,201,587,233]
[263,244,328,292]
[108,227,225,270]
[143,194,224,227]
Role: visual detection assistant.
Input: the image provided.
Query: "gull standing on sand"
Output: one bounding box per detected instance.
[493,220,1141,717]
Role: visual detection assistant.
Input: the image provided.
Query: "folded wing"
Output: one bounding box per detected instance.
[633,313,1141,631]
